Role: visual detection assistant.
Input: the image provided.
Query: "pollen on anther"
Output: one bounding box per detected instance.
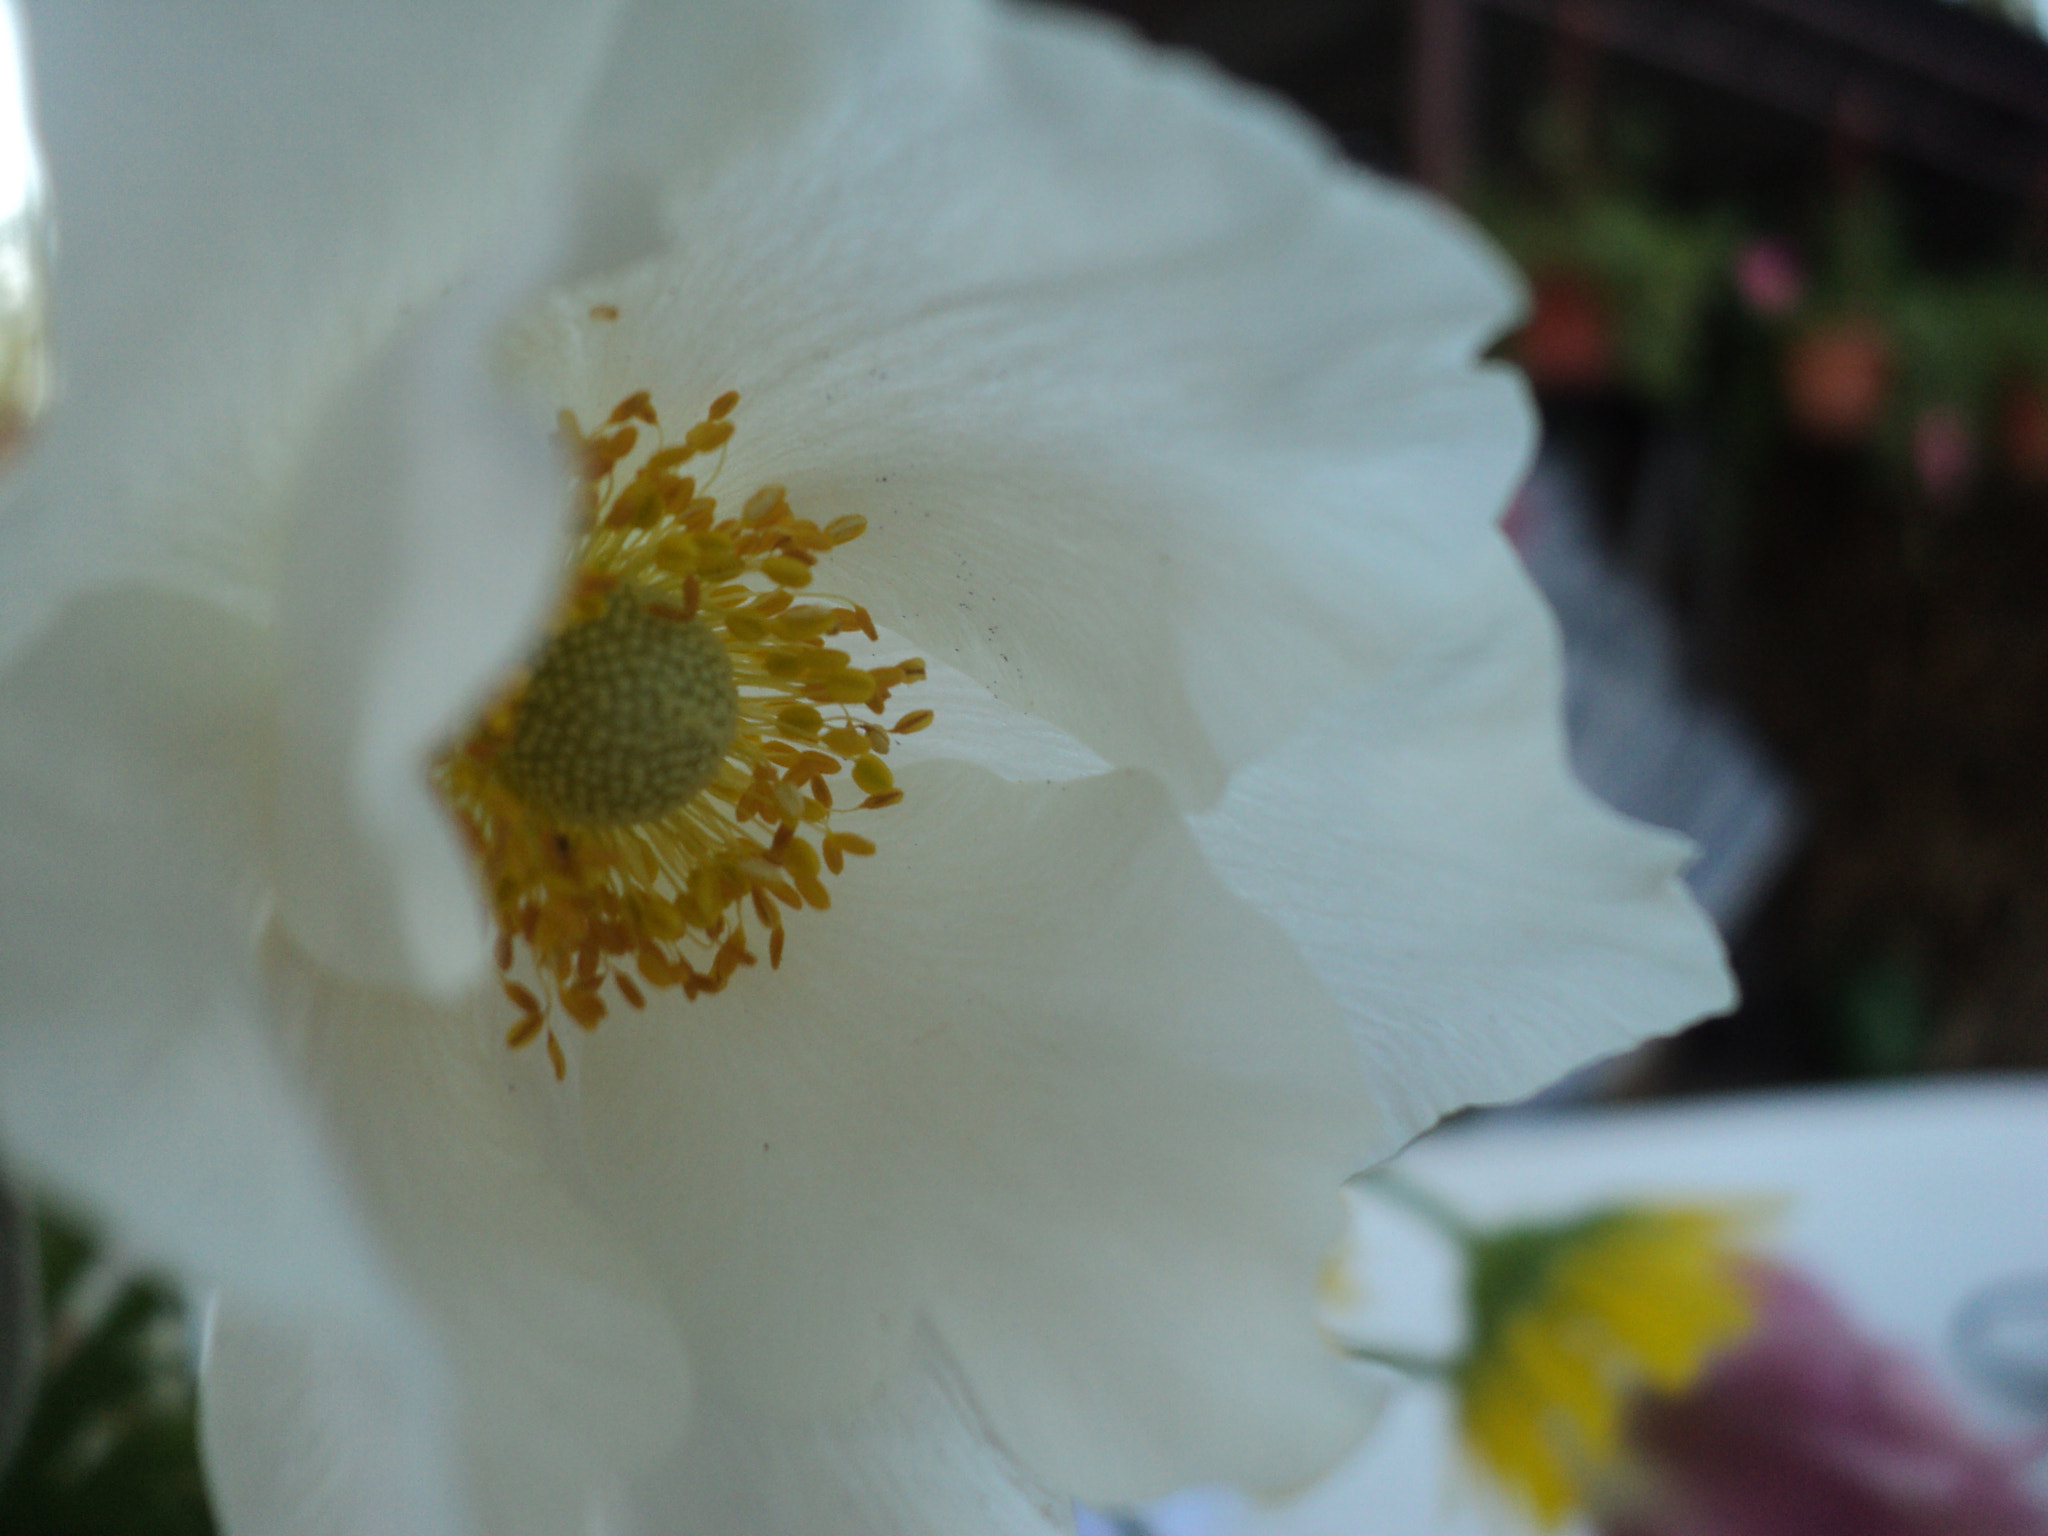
[435,387,926,1067]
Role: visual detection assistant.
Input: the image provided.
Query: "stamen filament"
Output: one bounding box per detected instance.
[437,390,925,1077]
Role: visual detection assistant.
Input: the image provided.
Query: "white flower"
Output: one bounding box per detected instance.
[0,3,1732,1535]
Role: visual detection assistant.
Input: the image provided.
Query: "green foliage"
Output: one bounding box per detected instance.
[1895,273,2048,411]
[1832,950,1932,1078]
[1459,1211,1620,1373]
[1475,93,2048,516]
[0,1207,217,1536]
[1479,188,1740,402]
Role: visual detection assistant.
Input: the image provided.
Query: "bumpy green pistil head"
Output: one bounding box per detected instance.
[498,589,739,826]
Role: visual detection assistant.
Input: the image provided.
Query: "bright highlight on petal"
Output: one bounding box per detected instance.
[0,0,50,461]
[1453,1204,1758,1528]
[435,387,927,1076]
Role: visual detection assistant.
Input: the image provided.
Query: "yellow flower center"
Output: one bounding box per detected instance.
[1454,1206,1757,1528]
[436,386,929,1078]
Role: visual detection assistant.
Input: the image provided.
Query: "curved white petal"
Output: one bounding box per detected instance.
[504,2,1531,810]
[560,0,982,281]
[202,1300,469,1536]
[576,762,1379,1504]
[3,1,637,998]
[239,939,694,1532]
[0,591,392,1322]
[271,241,570,997]
[626,1327,1071,1536]
[1193,539,1735,1146]
[0,1,626,658]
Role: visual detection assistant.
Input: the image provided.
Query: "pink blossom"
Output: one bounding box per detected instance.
[1913,405,1977,507]
[1603,1262,2048,1536]
[1735,239,1804,318]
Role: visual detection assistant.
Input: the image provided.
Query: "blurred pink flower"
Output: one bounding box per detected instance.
[1734,239,1804,318]
[1913,405,1977,508]
[1602,1261,2048,1536]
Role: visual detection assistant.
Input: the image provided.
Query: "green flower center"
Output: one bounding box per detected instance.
[498,588,739,826]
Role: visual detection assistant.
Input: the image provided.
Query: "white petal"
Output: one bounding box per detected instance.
[0,591,392,1321]
[624,1326,1071,1536]
[242,939,695,1532]
[270,246,570,996]
[576,762,1380,1503]
[201,1300,469,1536]
[852,625,1112,785]
[505,3,1531,809]
[1193,539,1735,1146]
[0,0,623,658]
[561,0,982,280]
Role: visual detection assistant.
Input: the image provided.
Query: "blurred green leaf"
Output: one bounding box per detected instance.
[0,1207,216,1536]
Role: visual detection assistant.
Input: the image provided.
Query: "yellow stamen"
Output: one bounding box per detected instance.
[436,391,924,1067]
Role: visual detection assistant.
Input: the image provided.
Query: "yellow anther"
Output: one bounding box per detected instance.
[608,391,656,426]
[604,479,659,530]
[761,555,813,588]
[821,726,869,755]
[743,485,787,522]
[811,672,876,705]
[507,1013,546,1050]
[776,606,838,641]
[685,418,735,453]
[436,389,926,1064]
[850,754,894,797]
[775,703,824,736]
[563,986,606,1030]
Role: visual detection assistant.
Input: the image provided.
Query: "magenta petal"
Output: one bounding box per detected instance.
[1605,1262,2048,1536]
